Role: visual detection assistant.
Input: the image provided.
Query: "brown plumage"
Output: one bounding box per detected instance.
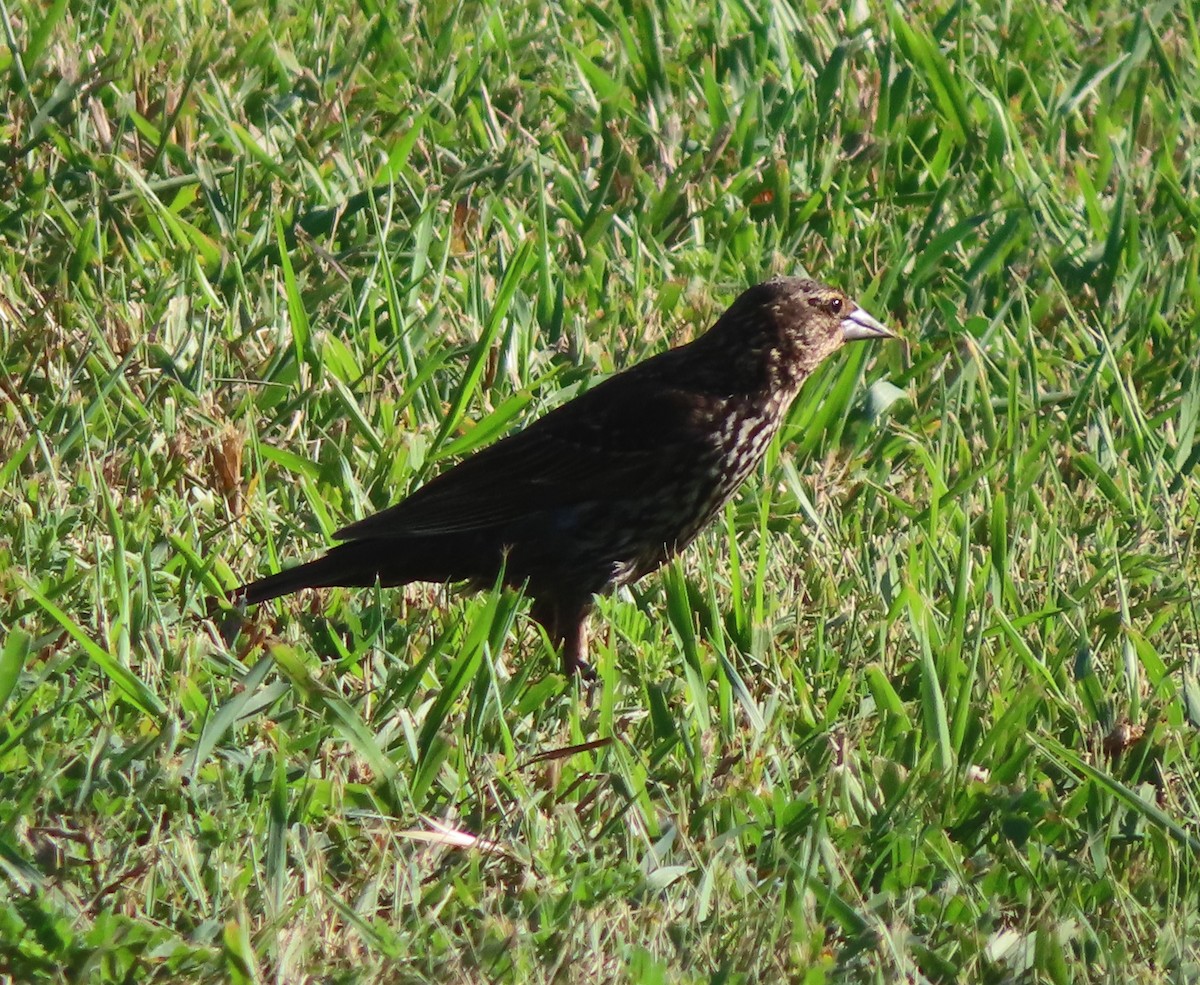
[232,277,894,676]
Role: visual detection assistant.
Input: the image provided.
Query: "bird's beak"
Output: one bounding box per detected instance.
[842,307,895,342]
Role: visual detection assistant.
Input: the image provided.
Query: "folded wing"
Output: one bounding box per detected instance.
[334,363,717,542]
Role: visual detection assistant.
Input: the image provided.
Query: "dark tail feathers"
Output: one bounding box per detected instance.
[232,541,394,605]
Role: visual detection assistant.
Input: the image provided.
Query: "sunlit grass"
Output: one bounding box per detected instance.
[2,0,1199,981]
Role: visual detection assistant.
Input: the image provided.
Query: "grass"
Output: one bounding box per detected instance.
[2,0,1200,981]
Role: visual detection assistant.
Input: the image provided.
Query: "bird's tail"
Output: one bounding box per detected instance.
[232,540,394,605]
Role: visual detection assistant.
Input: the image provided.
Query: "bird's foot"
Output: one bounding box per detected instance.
[562,651,597,682]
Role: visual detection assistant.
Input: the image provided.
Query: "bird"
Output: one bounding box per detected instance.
[230,276,894,677]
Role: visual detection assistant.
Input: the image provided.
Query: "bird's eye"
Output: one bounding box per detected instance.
[809,295,843,315]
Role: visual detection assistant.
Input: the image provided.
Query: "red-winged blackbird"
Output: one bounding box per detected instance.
[232,277,893,676]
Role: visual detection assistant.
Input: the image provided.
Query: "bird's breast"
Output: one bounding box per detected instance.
[609,399,788,584]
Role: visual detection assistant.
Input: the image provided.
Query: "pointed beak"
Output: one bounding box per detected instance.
[842,307,895,342]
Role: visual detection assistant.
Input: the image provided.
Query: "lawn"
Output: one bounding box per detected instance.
[2,0,1199,981]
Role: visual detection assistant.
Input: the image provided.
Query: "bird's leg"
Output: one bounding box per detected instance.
[530,596,596,680]
[560,607,593,680]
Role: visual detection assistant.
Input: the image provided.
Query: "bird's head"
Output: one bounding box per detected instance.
[760,276,894,383]
[700,276,895,394]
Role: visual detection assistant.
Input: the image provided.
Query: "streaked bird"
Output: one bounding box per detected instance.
[231,277,894,676]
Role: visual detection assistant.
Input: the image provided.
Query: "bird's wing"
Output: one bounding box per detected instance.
[334,367,718,541]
